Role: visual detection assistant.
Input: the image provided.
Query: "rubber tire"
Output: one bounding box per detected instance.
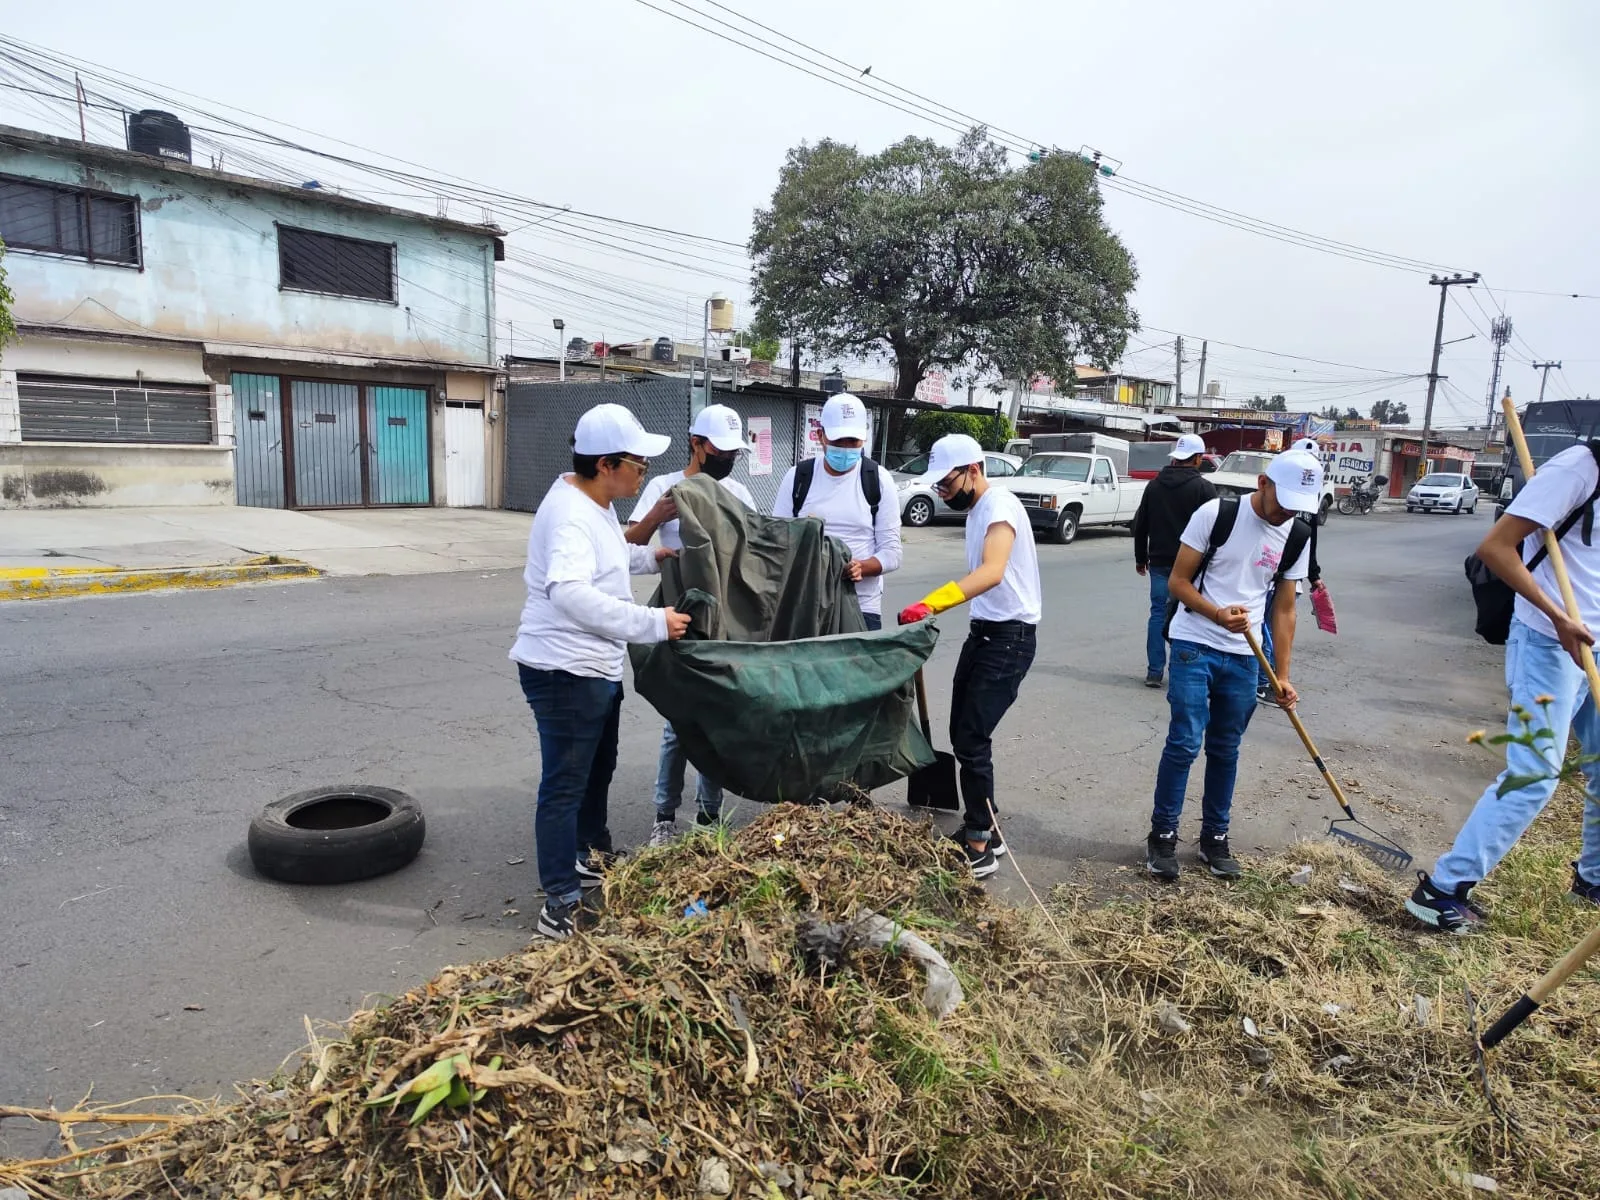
[248,785,425,885]
[904,495,935,528]
[1317,497,1332,526]
[1338,495,1358,516]
[1051,507,1080,545]
[1405,505,1415,514]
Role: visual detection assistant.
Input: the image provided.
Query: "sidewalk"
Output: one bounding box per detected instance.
[0,506,533,579]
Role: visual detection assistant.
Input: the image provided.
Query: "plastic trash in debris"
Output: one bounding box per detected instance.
[1157,1003,1192,1036]
[1287,865,1314,886]
[683,898,709,920]
[795,910,964,1019]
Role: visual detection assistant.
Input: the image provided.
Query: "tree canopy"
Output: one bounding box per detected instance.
[1248,394,1288,412]
[0,238,16,357]
[750,129,1138,399]
[1371,399,1410,425]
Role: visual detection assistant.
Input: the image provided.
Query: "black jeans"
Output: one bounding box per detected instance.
[949,620,1037,837]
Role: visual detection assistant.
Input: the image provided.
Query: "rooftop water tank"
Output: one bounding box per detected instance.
[652,337,675,363]
[127,110,192,164]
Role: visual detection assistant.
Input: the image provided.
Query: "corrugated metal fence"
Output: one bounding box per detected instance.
[504,379,811,520]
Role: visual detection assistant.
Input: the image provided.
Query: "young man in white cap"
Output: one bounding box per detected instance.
[898,433,1041,879]
[626,404,756,846]
[1255,436,1327,702]
[511,403,692,940]
[1132,433,1217,688]
[1146,448,1321,881]
[773,394,902,629]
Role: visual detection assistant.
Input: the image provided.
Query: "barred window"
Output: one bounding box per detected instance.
[18,377,213,444]
[0,175,140,266]
[278,225,395,302]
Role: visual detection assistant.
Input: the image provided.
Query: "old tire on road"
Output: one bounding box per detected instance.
[903,495,935,528]
[248,785,425,885]
[1052,507,1081,545]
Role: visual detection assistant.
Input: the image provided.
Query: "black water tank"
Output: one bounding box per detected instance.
[127,110,192,164]
[652,337,675,363]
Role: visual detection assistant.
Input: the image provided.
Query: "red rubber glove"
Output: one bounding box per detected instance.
[898,602,935,625]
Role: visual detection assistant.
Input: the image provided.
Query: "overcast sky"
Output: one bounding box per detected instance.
[5,0,1597,424]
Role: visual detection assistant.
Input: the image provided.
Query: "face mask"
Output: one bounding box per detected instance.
[701,452,737,480]
[824,446,862,472]
[943,475,977,511]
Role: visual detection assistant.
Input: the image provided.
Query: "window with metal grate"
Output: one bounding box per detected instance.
[0,174,141,266]
[17,377,214,444]
[277,225,395,302]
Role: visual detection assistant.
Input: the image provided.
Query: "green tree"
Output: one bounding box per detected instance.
[1248,394,1288,412]
[732,328,781,363]
[750,129,1138,400]
[908,408,1015,452]
[1371,399,1410,425]
[0,237,16,357]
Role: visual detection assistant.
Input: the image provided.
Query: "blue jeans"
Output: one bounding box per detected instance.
[950,620,1037,837]
[517,664,622,908]
[1433,619,1600,890]
[1258,587,1277,690]
[653,722,724,822]
[1151,639,1259,837]
[863,612,882,631]
[1146,567,1171,677]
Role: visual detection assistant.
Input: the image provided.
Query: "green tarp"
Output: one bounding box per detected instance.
[629,473,937,803]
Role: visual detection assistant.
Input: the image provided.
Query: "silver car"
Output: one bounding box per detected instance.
[1406,472,1479,514]
[893,451,1023,526]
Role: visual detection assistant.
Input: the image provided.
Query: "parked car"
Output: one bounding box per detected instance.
[992,452,1147,544]
[893,450,1022,527]
[1208,449,1338,524]
[1406,472,1478,514]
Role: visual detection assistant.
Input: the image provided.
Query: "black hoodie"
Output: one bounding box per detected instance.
[1132,464,1218,570]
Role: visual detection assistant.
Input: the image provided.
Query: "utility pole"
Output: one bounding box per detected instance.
[74,73,87,142]
[1421,272,1479,475]
[1174,335,1184,409]
[1484,315,1512,435]
[1194,339,1208,409]
[1533,360,1562,404]
[790,338,801,389]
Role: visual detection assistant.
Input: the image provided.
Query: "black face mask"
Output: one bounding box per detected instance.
[701,452,737,481]
[942,477,977,511]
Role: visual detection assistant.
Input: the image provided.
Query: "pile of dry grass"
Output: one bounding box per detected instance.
[3,796,1597,1199]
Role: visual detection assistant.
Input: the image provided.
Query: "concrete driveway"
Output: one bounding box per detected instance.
[0,505,1505,1149]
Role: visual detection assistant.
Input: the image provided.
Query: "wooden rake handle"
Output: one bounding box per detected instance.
[1483,397,1600,1046]
[913,668,933,744]
[1242,626,1355,819]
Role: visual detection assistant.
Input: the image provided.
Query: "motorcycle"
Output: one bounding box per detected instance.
[1336,475,1387,516]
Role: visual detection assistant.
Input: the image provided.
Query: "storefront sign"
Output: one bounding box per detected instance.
[1314,436,1377,490]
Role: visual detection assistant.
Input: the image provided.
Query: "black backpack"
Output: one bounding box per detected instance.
[1465,441,1600,645]
[1163,496,1312,642]
[791,456,882,522]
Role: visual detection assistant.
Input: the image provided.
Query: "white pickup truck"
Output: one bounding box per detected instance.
[1208,449,1337,525]
[993,451,1147,544]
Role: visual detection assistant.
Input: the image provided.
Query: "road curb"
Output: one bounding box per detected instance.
[0,556,321,601]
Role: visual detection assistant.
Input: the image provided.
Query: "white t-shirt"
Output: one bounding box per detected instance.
[1168,497,1311,655]
[509,475,666,682]
[966,486,1042,624]
[632,469,756,551]
[1509,443,1600,640]
[772,461,903,615]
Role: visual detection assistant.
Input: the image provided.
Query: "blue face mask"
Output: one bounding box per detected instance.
[824,446,862,472]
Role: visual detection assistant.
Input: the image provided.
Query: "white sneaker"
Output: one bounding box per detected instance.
[648,820,677,849]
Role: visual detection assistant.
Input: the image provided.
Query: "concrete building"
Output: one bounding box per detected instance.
[0,120,505,510]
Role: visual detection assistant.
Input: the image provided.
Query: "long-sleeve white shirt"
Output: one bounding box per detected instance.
[510,475,666,681]
[772,459,902,615]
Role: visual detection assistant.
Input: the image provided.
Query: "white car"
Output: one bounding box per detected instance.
[893,450,1022,526]
[1406,472,1478,514]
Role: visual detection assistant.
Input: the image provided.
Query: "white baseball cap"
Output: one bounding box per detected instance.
[690,403,749,452]
[819,393,869,441]
[1169,433,1207,460]
[1264,448,1324,512]
[915,433,985,484]
[1291,437,1320,454]
[572,403,671,458]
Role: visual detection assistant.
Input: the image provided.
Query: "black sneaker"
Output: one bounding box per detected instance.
[1404,872,1486,933]
[536,900,576,941]
[1197,834,1241,879]
[574,849,621,888]
[948,829,998,879]
[1144,671,1164,689]
[1570,862,1600,906]
[1146,830,1179,881]
[1256,686,1273,705]
[949,825,1006,859]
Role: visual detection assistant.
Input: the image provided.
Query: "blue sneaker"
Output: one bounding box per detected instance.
[1405,872,1486,934]
[1570,862,1600,906]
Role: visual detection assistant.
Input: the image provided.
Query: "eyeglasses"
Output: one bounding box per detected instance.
[933,469,966,496]
[613,455,650,473]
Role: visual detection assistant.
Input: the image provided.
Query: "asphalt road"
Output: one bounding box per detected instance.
[0,504,1506,1147]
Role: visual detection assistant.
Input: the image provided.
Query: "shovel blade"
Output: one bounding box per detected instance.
[908,750,960,810]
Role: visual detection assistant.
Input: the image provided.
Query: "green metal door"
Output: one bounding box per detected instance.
[367,386,430,505]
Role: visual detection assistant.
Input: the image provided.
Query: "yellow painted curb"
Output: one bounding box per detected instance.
[0,558,321,601]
